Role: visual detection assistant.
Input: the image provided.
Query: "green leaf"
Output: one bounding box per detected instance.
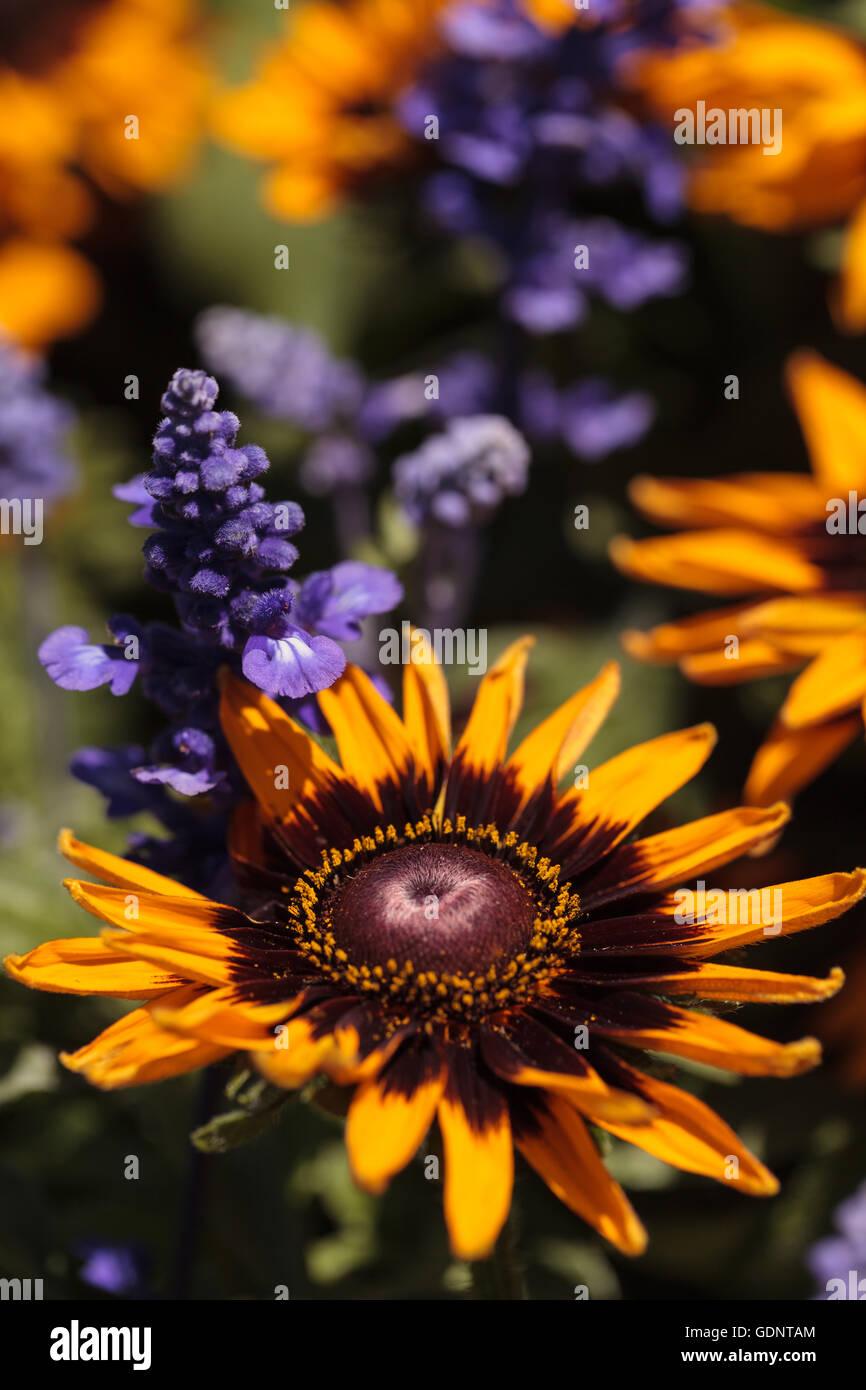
[191,1092,289,1154]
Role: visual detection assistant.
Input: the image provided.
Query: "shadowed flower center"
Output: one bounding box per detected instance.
[280,816,581,1024]
[330,842,537,975]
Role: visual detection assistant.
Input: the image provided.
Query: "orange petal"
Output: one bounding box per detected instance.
[624,596,865,667]
[58,829,206,899]
[506,660,620,798]
[621,961,845,1004]
[263,161,342,223]
[4,937,180,999]
[595,1063,779,1195]
[219,669,348,824]
[438,1065,514,1262]
[60,986,230,1089]
[598,1001,822,1077]
[743,594,866,657]
[402,627,451,790]
[102,933,238,989]
[481,1019,655,1124]
[65,879,238,940]
[451,636,534,776]
[680,640,801,685]
[515,1093,647,1255]
[676,869,866,957]
[610,529,822,596]
[64,881,247,987]
[586,868,865,960]
[744,715,862,806]
[318,664,413,808]
[253,1014,343,1089]
[787,350,866,494]
[482,1045,652,1127]
[346,1054,446,1194]
[780,631,866,729]
[622,603,762,663]
[628,472,824,534]
[557,723,717,862]
[151,985,302,1049]
[579,803,791,909]
[326,1018,409,1085]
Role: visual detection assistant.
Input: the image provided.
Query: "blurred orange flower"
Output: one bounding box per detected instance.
[612,353,866,807]
[630,2,866,332]
[213,0,451,223]
[0,0,209,348]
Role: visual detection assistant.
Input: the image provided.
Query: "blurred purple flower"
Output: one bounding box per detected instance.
[808,1182,866,1299]
[195,306,364,433]
[394,415,529,528]
[0,332,75,508]
[396,0,692,343]
[76,1242,148,1297]
[299,434,374,495]
[559,378,655,461]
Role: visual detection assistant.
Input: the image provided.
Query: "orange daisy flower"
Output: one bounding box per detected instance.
[612,352,866,807]
[629,2,866,332]
[212,0,451,223]
[5,645,864,1260]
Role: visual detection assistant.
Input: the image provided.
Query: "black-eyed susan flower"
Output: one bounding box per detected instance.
[7,641,864,1260]
[613,351,866,807]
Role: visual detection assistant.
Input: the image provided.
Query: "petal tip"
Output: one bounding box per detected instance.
[743,1168,781,1198]
[608,535,635,570]
[849,867,866,898]
[620,628,655,660]
[782,1036,822,1074]
[620,1217,649,1257]
[2,953,24,980]
[821,967,846,999]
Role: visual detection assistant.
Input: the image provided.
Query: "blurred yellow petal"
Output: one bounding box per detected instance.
[0,239,101,348]
[745,715,863,806]
[787,351,866,494]
[628,472,824,534]
[835,198,866,334]
[780,630,866,728]
[610,529,822,596]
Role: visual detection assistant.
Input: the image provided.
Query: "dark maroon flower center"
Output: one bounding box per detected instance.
[329,842,537,975]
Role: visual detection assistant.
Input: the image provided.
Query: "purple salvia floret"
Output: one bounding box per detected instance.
[38,368,402,891]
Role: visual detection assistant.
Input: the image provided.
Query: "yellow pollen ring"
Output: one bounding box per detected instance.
[279,816,580,1026]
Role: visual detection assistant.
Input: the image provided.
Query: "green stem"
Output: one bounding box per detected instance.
[471,1212,528,1300]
